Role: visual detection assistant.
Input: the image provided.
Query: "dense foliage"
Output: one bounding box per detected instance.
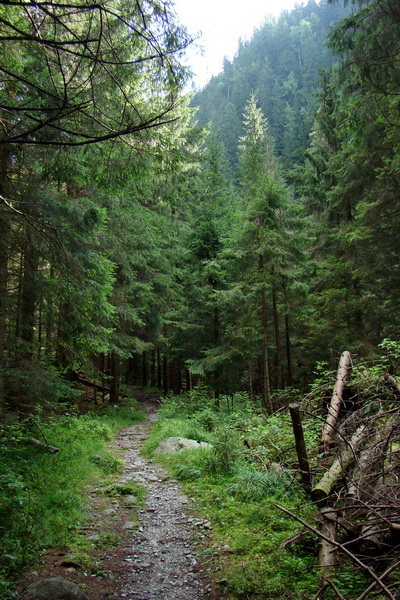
[1,0,400,595]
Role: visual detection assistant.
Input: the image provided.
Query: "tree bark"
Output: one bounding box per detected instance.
[272,283,283,389]
[0,145,11,410]
[321,350,352,450]
[259,256,273,413]
[318,508,338,581]
[384,372,400,394]
[289,403,312,492]
[109,351,119,403]
[312,425,365,502]
[20,226,39,359]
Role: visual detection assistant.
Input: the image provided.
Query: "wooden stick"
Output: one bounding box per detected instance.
[355,560,400,600]
[26,438,60,453]
[325,578,346,600]
[275,504,396,600]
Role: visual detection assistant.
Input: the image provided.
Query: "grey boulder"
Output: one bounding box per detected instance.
[154,436,212,454]
[26,578,88,600]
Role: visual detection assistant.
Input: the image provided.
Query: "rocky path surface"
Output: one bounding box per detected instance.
[19,398,219,600]
[114,402,217,600]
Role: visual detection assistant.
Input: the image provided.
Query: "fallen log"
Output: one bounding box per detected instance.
[321,351,352,451]
[312,425,365,502]
[26,438,60,453]
[384,372,400,395]
[75,376,128,398]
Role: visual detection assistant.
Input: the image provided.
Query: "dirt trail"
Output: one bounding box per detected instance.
[19,397,220,600]
[113,399,217,600]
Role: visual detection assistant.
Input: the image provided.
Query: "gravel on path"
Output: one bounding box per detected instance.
[18,397,220,600]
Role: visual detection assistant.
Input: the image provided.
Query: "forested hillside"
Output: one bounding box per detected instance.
[192,0,349,169]
[0,0,399,428]
[1,0,400,597]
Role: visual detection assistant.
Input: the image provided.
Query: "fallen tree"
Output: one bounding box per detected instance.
[321,351,352,451]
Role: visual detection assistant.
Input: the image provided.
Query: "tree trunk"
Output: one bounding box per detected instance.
[272,279,283,389]
[283,285,292,387]
[150,349,156,387]
[163,353,168,395]
[318,508,338,581]
[0,149,11,410]
[321,350,352,450]
[261,286,273,413]
[157,347,162,389]
[289,403,312,492]
[259,256,273,413]
[109,351,119,403]
[20,226,39,359]
[248,363,254,403]
[142,350,148,387]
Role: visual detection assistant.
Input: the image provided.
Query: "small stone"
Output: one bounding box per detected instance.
[103,508,117,516]
[124,495,138,507]
[123,522,136,529]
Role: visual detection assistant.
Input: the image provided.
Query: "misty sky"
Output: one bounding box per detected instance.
[172,0,299,89]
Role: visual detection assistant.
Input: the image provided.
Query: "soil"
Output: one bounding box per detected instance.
[17,394,222,600]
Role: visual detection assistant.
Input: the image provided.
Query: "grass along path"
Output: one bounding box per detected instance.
[17,395,219,600]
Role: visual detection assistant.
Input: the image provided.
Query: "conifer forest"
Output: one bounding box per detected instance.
[1,1,400,599]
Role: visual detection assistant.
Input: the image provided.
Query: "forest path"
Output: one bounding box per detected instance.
[19,394,219,600]
[110,395,218,600]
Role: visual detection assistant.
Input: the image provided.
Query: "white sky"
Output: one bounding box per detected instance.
[172,0,300,89]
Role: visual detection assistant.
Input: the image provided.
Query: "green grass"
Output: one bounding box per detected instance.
[145,391,319,600]
[0,398,144,598]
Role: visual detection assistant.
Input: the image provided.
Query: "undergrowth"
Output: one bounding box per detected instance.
[145,389,319,600]
[0,398,144,599]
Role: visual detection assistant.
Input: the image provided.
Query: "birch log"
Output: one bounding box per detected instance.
[312,425,365,502]
[321,351,352,450]
[318,508,338,580]
[384,372,400,394]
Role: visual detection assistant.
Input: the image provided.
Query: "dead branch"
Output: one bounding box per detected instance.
[275,504,397,600]
[25,438,60,453]
[355,560,400,600]
[325,578,347,600]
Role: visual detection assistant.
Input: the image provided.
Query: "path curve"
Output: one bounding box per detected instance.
[18,397,220,600]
